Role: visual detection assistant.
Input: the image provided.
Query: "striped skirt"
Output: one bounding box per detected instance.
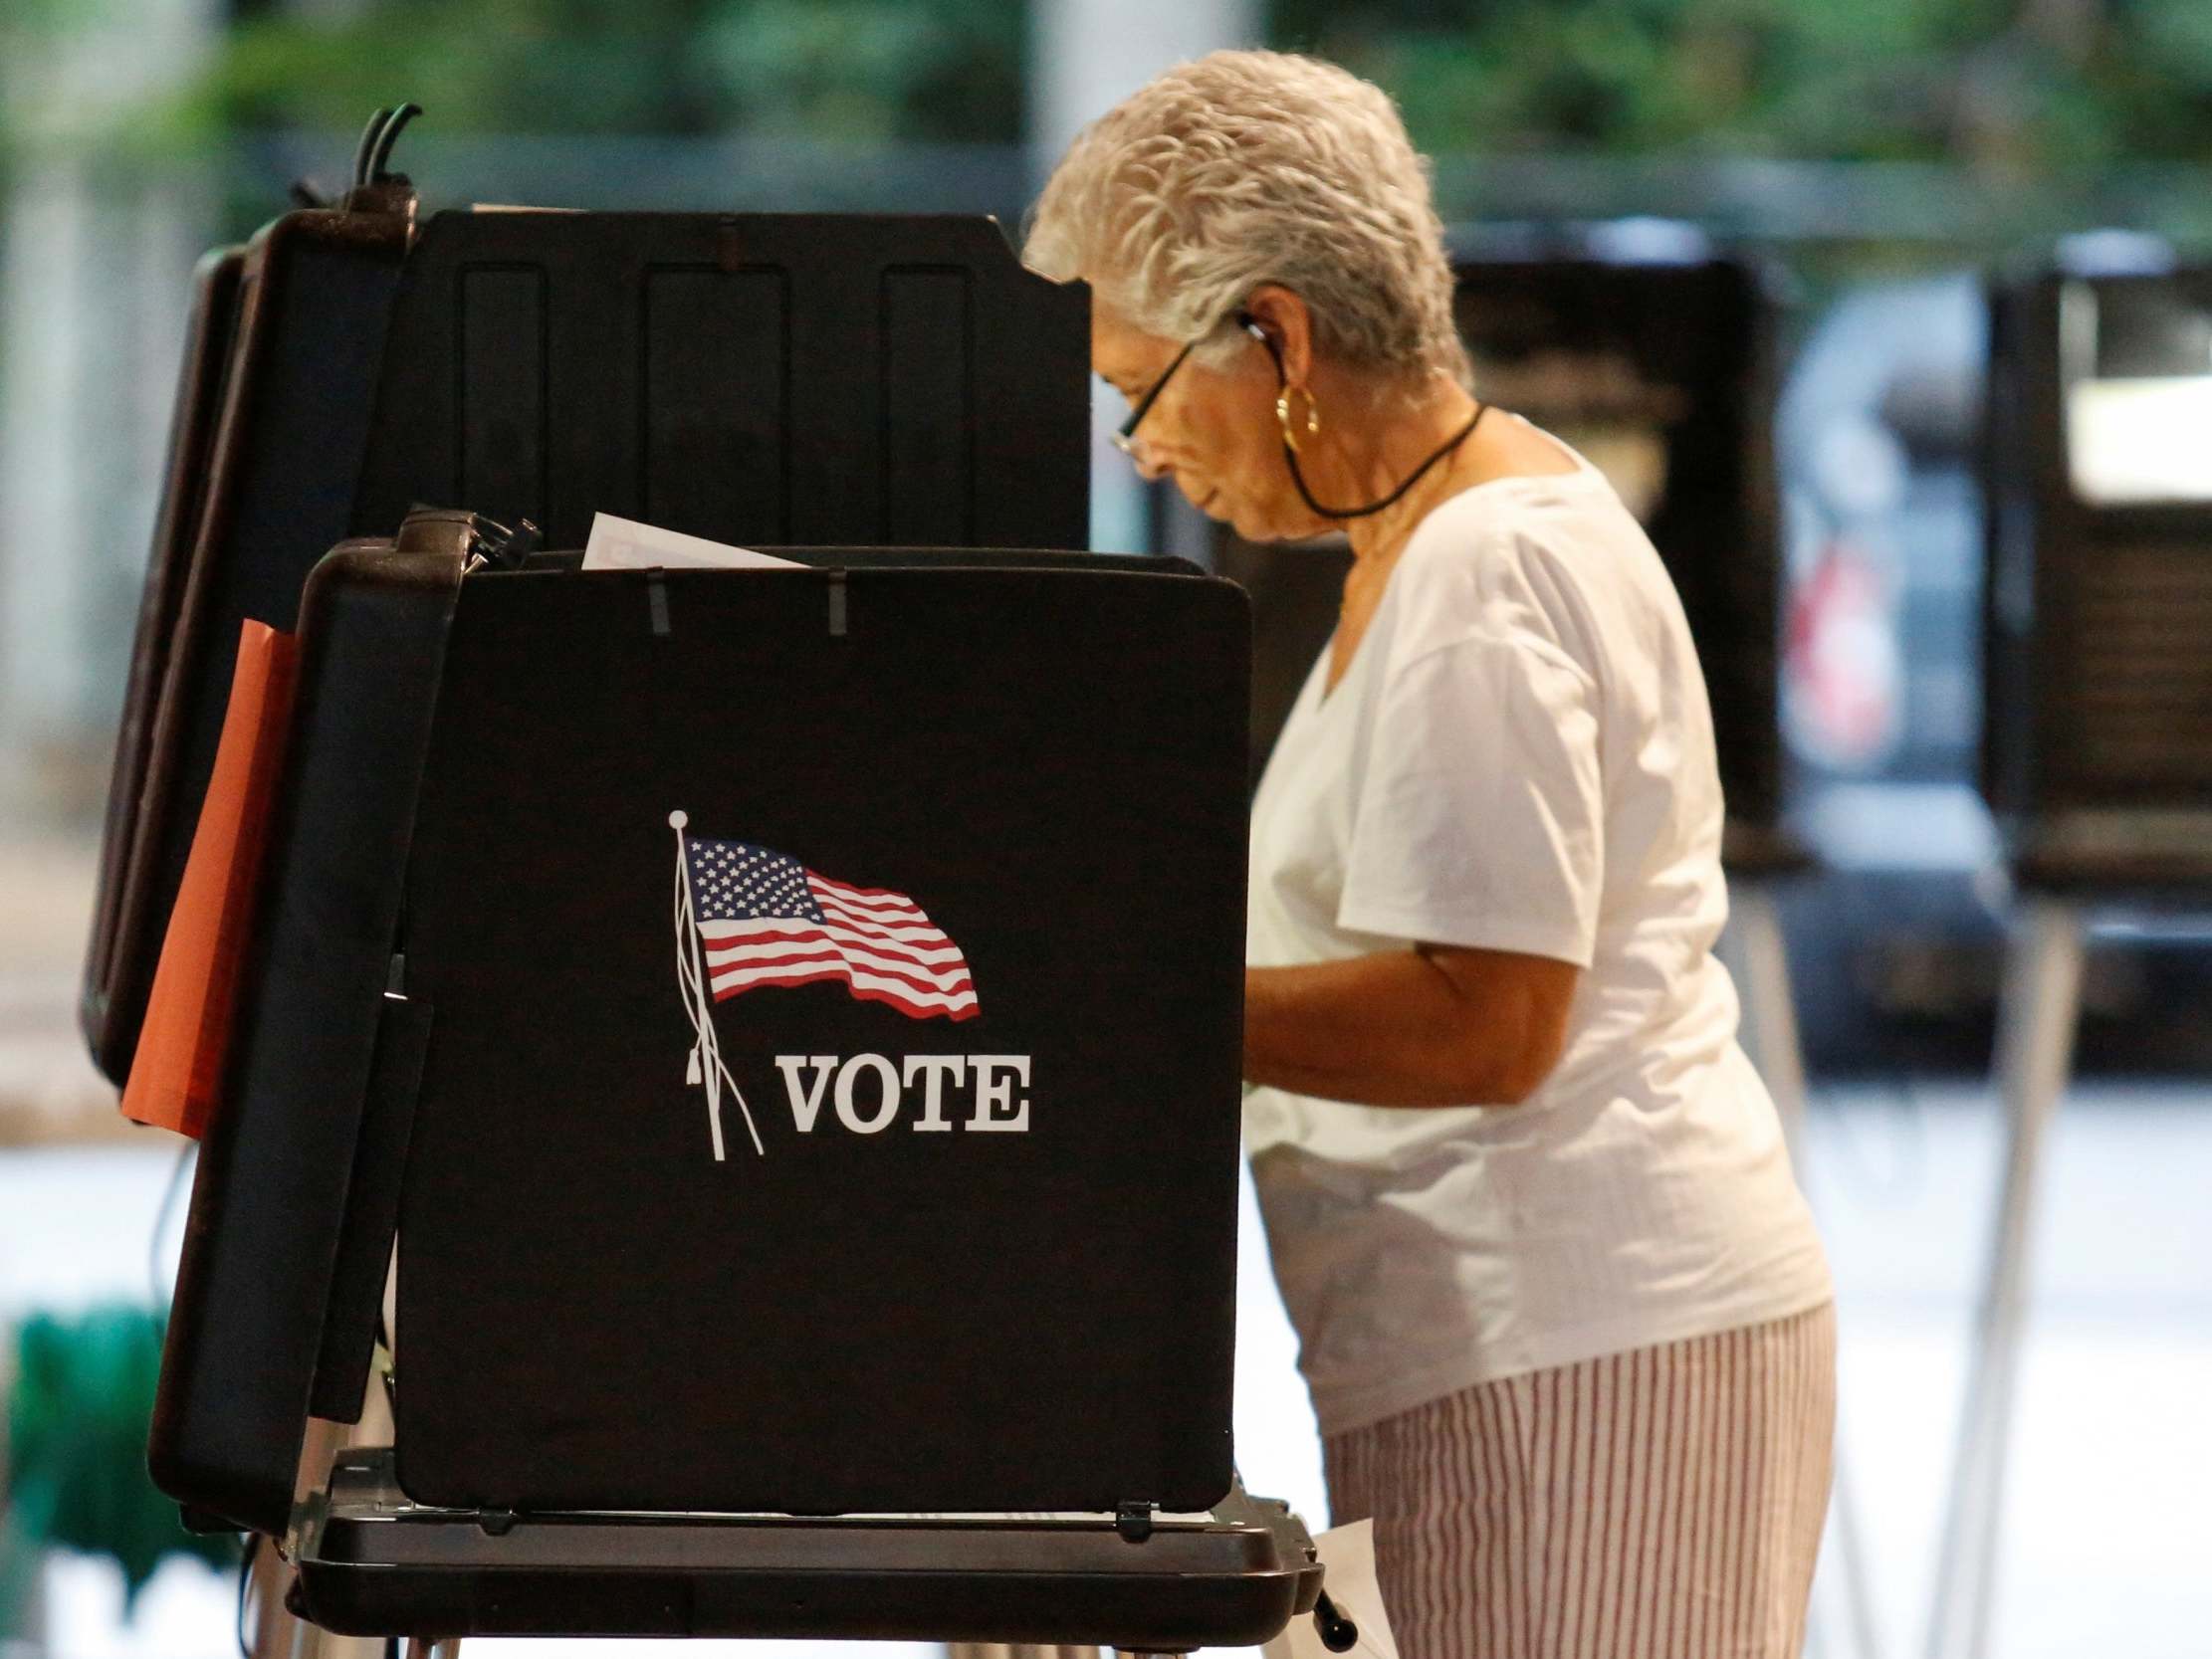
[1322,1303,1836,1659]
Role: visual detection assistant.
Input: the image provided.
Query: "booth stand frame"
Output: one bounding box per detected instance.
[1934,256,2212,1659]
[285,1448,1322,1658]
[1924,872,2212,1659]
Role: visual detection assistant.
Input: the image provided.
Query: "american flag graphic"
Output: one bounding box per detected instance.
[681,838,978,1022]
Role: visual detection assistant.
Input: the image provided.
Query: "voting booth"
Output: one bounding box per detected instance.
[1218,231,1789,856]
[1927,254,2212,1659]
[1450,235,1791,862]
[94,115,1329,1655]
[150,515,1319,1650]
[1981,258,2212,889]
[82,111,1089,1092]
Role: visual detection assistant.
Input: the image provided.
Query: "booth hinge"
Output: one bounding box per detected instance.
[1115,1501,1157,1544]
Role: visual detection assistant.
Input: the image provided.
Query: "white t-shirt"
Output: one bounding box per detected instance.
[1243,443,1832,1436]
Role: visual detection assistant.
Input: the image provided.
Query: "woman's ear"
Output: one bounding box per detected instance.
[1241,285,1316,388]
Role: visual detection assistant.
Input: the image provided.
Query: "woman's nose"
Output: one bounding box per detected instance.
[1123,435,1171,483]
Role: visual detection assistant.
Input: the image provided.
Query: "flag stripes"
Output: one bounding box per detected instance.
[680,836,979,1022]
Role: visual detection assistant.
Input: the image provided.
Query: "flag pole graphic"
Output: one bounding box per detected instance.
[670,810,764,1159]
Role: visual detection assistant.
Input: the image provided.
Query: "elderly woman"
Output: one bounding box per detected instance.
[1026,51,1835,1659]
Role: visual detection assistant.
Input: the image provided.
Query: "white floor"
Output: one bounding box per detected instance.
[3,1082,2209,1658]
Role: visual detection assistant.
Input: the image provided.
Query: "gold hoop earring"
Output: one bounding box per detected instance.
[1275,384,1321,452]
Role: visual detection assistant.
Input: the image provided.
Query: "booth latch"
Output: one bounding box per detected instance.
[1115,1501,1156,1544]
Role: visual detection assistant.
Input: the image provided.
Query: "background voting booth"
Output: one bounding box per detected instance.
[86,110,1329,1656]
[1926,255,2212,1659]
[1217,229,1790,856]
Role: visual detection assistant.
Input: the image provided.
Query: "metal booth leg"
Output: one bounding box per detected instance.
[1922,898,2082,1659]
[241,1446,387,1659]
[1721,885,1883,1659]
[242,1345,408,1659]
[402,1641,460,1659]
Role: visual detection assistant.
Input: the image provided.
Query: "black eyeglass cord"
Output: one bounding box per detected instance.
[1283,398,1486,521]
[1237,310,1487,520]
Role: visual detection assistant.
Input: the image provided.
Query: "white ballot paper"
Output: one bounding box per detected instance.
[1263,1519,1401,1659]
[580,513,804,571]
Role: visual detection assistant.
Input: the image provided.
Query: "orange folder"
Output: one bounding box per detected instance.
[120,620,300,1140]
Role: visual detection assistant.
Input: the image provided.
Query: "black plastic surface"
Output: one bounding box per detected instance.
[350,211,1089,554]
[308,990,433,1422]
[149,546,460,1537]
[84,245,246,1072]
[295,1450,1319,1648]
[84,211,410,1086]
[388,557,1249,1518]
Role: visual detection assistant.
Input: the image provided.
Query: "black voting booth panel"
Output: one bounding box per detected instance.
[392,555,1243,1518]
[351,211,1090,552]
[83,244,244,1073]
[81,202,413,1087]
[149,530,463,1540]
[152,523,1252,1544]
[1982,264,2212,890]
[82,206,1090,1091]
[1217,239,1793,863]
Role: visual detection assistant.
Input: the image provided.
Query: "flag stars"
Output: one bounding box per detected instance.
[688,840,828,925]
[679,831,975,1019]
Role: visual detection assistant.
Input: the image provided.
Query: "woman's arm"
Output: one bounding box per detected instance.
[1243,944,1580,1108]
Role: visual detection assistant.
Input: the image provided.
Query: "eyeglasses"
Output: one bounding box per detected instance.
[1110,336,1201,456]
[1111,310,1273,458]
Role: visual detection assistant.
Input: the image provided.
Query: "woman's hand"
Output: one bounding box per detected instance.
[1242,944,1580,1108]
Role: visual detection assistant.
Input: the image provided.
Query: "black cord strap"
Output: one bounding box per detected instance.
[1237,311,1486,520]
[1283,399,1485,520]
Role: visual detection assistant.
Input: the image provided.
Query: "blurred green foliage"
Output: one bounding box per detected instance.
[6,1306,241,1602]
[9,0,2211,168]
[1268,0,2212,165]
[174,0,1025,142]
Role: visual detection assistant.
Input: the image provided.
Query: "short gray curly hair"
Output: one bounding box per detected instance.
[1024,50,1468,388]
